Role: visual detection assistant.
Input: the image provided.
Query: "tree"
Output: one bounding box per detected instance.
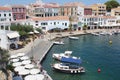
[10,24,34,40]
[105,0,119,12]
[69,24,73,34]
[83,24,87,33]
[35,28,43,33]
[0,48,9,80]
[69,16,73,34]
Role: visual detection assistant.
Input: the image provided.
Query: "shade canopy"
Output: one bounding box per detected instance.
[17,53,25,57]
[7,32,20,38]
[24,74,44,80]
[30,69,40,74]
[61,57,82,64]
[14,66,25,72]
[12,62,22,67]
[35,74,44,80]
[22,60,31,65]
[24,75,35,80]
[11,59,19,62]
[10,55,18,59]
[25,64,34,69]
[20,56,29,60]
[18,69,30,75]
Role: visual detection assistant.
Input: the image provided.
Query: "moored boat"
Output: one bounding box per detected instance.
[52,51,72,60]
[53,41,64,45]
[51,63,85,74]
[69,36,79,40]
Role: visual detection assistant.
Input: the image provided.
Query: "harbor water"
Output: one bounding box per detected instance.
[42,34,120,80]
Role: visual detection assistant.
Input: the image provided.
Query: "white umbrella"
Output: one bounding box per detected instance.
[24,74,44,80]
[17,53,25,57]
[30,69,40,75]
[18,69,30,75]
[14,66,25,72]
[10,55,18,59]
[22,60,31,65]
[28,32,34,34]
[35,74,44,80]
[24,75,35,80]
[11,59,19,62]
[12,62,22,67]
[20,56,29,60]
[25,64,34,69]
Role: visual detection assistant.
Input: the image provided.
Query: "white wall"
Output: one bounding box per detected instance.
[77,6,84,16]
[0,10,13,30]
[0,30,9,50]
[29,20,70,31]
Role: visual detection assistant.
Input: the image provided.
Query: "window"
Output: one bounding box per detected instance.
[36,24,38,26]
[1,25,4,29]
[9,13,11,16]
[35,21,38,23]
[9,19,11,21]
[4,14,6,17]
[65,23,67,26]
[0,14,1,17]
[54,22,56,25]
[42,27,46,30]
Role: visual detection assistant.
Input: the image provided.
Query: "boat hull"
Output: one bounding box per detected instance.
[52,67,85,74]
[51,63,85,74]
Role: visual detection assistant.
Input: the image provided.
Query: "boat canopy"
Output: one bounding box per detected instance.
[64,51,72,54]
[61,57,81,64]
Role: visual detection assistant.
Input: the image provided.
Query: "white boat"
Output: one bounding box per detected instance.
[69,36,79,40]
[51,63,85,74]
[91,33,100,36]
[53,41,64,45]
[52,51,72,60]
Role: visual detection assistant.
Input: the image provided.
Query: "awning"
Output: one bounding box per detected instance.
[7,32,20,38]
[61,57,82,64]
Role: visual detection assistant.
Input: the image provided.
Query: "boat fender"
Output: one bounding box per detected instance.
[78,70,80,73]
[98,68,101,73]
[74,70,77,73]
[71,70,73,73]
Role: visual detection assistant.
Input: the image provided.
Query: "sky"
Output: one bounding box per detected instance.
[0,0,120,6]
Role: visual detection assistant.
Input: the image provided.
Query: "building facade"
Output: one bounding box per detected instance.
[111,6,120,16]
[29,16,69,31]
[90,4,106,16]
[0,6,13,30]
[11,5,26,20]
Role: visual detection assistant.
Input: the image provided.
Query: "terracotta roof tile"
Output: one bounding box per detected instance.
[0,6,11,11]
[31,16,69,21]
[84,16,116,19]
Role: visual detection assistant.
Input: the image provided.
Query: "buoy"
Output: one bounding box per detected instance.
[109,40,112,44]
[98,68,101,73]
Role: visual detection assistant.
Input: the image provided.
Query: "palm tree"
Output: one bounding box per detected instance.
[69,16,73,34]
[83,24,87,33]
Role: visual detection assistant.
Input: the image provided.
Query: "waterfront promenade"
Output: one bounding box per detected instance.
[9,29,115,61]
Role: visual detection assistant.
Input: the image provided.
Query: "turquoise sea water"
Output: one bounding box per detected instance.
[42,34,120,80]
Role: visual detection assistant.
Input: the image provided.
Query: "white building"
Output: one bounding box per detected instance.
[0,6,13,30]
[0,30,20,50]
[78,15,118,30]
[29,16,69,31]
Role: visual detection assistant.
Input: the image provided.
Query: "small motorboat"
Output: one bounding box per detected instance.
[91,33,100,36]
[69,36,79,40]
[53,41,64,45]
[52,51,72,60]
[51,63,85,74]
